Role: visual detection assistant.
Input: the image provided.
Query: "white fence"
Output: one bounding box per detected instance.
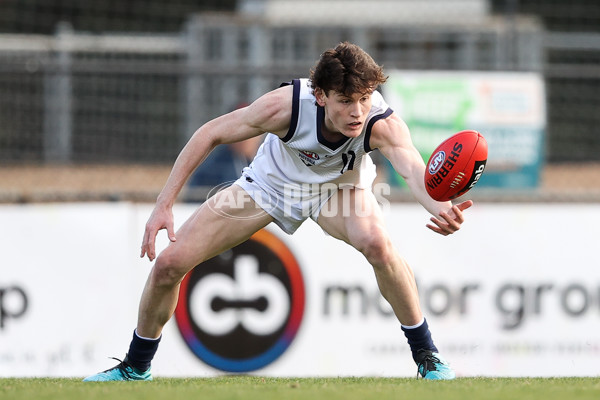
[1,202,599,377]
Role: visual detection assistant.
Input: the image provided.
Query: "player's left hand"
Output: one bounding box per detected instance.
[426,200,473,236]
[141,205,176,261]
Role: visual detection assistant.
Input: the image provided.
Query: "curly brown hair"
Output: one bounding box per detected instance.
[309,42,388,97]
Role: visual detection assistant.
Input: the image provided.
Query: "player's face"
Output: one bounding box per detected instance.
[316,89,373,138]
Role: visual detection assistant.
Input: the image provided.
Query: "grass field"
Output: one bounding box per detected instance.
[1,377,599,400]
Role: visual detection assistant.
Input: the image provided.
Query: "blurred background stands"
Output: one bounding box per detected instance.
[0,0,599,202]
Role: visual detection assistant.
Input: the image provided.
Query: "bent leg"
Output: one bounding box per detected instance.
[137,184,274,338]
[316,187,457,380]
[317,187,422,326]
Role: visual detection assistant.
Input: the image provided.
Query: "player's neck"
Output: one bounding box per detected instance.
[321,120,345,142]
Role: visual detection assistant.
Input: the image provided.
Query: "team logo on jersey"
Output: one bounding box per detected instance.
[174,229,305,373]
[298,150,320,166]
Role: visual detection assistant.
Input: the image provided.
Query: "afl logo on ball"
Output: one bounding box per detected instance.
[428,150,446,175]
[174,229,305,373]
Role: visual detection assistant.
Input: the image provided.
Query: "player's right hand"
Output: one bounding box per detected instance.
[426,200,473,236]
[140,206,176,261]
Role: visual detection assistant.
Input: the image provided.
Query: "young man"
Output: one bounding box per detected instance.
[84,42,472,381]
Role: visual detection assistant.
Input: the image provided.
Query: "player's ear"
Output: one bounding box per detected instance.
[314,88,327,107]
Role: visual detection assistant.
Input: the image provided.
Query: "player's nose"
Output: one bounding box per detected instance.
[349,102,362,117]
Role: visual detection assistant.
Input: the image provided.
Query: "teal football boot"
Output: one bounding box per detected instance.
[83,357,152,382]
[415,349,456,380]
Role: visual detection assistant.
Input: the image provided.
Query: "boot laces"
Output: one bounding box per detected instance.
[103,357,136,380]
[416,350,440,379]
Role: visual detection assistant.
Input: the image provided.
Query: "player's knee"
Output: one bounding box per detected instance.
[356,233,395,267]
[151,251,187,288]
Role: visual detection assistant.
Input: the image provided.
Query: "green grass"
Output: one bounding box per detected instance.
[1,377,599,400]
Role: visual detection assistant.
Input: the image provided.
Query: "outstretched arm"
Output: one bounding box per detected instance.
[369,112,472,235]
[140,85,293,260]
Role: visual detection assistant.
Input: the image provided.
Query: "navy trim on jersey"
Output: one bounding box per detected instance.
[364,107,393,152]
[280,79,301,143]
[316,106,351,151]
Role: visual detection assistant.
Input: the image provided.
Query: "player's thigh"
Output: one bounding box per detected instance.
[317,187,388,247]
[160,184,274,271]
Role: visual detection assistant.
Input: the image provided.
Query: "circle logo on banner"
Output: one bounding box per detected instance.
[174,229,305,373]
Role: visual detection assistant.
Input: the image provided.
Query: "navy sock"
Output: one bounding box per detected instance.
[401,319,438,362]
[125,330,161,371]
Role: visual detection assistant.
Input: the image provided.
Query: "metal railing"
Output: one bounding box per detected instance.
[0,13,545,164]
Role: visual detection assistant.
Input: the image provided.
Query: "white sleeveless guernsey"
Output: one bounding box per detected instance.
[235,78,393,234]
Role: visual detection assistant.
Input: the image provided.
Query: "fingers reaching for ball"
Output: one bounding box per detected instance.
[427,200,474,236]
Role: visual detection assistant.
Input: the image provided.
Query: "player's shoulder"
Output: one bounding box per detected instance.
[369,89,389,113]
[245,83,295,137]
[253,81,297,111]
[371,88,385,102]
[280,78,315,102]
[368,110,410,150]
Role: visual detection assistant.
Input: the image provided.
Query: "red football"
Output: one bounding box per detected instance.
[424,130,488,202]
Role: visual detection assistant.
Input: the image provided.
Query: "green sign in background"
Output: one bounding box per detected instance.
[383,72,545,190]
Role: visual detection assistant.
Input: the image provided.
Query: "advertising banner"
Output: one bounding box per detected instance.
[1,202,599,377]
[384,71,546,188]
